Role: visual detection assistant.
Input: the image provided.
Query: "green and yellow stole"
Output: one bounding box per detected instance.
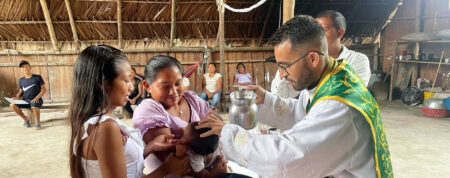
[306,58,393,178]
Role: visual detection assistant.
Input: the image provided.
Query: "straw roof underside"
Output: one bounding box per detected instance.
[0,0,399,45]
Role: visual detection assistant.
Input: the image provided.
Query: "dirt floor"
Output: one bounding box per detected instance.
[0,100,449,178]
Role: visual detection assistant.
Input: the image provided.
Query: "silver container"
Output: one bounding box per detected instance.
[229,90,257,130]
[423,98,447,110]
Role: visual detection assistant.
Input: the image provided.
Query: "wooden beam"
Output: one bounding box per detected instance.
[258,0,274,46]
[39,0,59,51]
[75,0,256,4]
[218,0,226,93]
[64,0,80,49]
[282,0,295,24]
[117,0,123,49]
[0,20,265,24]
[170,0,176,47]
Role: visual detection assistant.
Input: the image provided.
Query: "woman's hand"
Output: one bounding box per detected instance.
[245,85,266,104]
[144,134,179,157]
[196,112,225,137]
[162,153,190,177]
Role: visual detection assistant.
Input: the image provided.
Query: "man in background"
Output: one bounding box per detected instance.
[10,60,46,129]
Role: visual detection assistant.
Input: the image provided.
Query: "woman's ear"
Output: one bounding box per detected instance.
[142,80,151,93]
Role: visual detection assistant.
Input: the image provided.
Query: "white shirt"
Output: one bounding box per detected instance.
[76,115,145,178]
[220,90,376,178]
[338,46,371,86]
[271,46,371,99]
[204,73,222,93]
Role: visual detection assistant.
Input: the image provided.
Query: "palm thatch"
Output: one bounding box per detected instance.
[0,0,400,51]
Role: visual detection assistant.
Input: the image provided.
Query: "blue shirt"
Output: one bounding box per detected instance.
[19,74,45,100]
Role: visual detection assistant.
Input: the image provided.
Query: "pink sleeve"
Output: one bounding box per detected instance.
[185,91,210,120]
[132,100,171,135]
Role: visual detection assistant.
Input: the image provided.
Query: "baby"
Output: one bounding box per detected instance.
[176,121,226,177]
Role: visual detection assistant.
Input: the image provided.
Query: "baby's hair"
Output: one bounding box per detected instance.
[188,122,219,155]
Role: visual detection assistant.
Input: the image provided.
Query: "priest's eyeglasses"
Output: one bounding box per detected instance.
[276,51,324,75]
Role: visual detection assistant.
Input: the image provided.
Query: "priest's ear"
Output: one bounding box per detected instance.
[308,51,321,68]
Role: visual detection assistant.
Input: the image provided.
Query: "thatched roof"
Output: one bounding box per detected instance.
[0,0,400,46]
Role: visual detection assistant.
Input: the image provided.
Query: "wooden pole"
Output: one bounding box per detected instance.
[117,0,123,49]
[282,0,295,24]
[258,0,274,46]
[39,0,59,51]
[64,0,80,49]
[170,0,176,47]
[218,0,226,93]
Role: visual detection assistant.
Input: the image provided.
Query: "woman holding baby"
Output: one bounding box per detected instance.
[132,55,228,178]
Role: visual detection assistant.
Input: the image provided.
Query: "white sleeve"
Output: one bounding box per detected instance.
[255,91,306,130]
[220,100,357,177]
[352,54,371,87]
[188,152,205,173]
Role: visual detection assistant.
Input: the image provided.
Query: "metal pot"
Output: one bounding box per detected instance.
[423,98,447,110]
[228,90,257,130]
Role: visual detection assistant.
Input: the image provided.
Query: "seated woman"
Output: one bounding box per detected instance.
[69,45,189,178]
[123,67,144,117]
[199,63,222,112]
[132,55,226,177]
[233,62,252,86]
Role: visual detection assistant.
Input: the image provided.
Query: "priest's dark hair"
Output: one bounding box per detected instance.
[316,10,347,31]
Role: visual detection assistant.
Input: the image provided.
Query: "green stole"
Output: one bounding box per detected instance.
[306,58,393,178]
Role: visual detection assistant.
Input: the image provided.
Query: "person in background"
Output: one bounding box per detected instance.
[10,60,46,129]
[69,45,189,178]
[123,67,144,117]
[316,10,370,86]
[200,63,222,112]
[182,77,190,91]
[233,63,252,86]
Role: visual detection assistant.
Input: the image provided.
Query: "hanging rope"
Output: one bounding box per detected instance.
[216,0,268,13]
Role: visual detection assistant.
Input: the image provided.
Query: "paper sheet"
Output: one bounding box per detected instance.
[4,97,29,105]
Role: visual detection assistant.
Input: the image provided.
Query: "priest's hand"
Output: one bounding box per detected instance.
[245,85,266,104]
[196,112,225,137]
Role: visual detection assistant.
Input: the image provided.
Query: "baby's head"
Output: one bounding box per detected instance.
[181,122,219,156]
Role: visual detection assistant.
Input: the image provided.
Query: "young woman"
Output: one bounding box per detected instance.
[233,62,252,86]
[133,55,227,177]
[199,63,222,111]
[69,45,189,178]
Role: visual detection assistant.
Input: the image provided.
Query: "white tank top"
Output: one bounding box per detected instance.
[74,115,144,178]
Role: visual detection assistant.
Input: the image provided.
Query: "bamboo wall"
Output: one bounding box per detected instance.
[0,42,276,105]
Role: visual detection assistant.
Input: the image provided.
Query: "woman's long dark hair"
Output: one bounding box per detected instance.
[69,45,127,178]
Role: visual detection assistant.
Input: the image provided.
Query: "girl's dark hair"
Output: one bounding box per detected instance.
[208,63,216,68]
[236,62,246,70]
[144,55,183,84]
[69,45,127,178]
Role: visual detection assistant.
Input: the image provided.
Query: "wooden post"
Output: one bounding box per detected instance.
[64,0,80,49]
[218,0,226,93]
[170,0,176,47]
[282,0,295,24]
[258,0,274,46]
[411,0,422,87]
[39,0,59,51]
[117,0,123,49]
